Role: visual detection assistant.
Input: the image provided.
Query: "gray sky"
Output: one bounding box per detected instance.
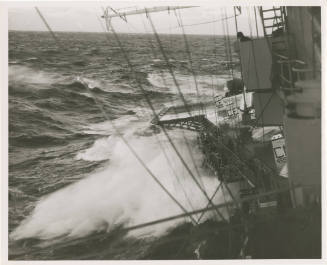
[8,2,264,36]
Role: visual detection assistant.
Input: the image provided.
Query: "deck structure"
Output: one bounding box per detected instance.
[151,103,222,133]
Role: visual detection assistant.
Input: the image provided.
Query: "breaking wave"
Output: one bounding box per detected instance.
[147,72,228,96]
[10,129,224,241]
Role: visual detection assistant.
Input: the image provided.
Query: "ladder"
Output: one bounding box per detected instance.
[259,7,286,37]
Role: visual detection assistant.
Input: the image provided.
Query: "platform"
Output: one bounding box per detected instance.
[151,102,220,132]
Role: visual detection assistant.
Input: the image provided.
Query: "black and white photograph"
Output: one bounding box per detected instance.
[1,0,325,262]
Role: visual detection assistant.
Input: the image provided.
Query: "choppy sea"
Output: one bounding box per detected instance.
[8,31,239,259]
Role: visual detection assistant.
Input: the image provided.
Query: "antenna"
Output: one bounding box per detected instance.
[102,6,197,22]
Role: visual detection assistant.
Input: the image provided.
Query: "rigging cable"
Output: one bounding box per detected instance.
[123,18,199,211]
[106,16,226,221]
[139,15,208,205]
[221,183,232,219]
[224,8,234,77]
[144,12,226,220]
[118,17,201,212]
[224,7,242,136]
[104,7,205,199]
[147,14,225,220]
[247,7,265,146]
[22,184,313,258]
[172,14,239,29]
[23,7,301,252]
[198,18,254,218]
[211,11,225,141]
[254,7,260,38]
[214,11,226,125]
[220,8,241,141]
[247,7,279,190]
[85,67,198,224]
[118,15,202,215]
[86,90,196,222]
[117,184,300,232]
[139,13,205,182]
[140,16,199,213]
[233,6,248,113]
[35,6,197,224]
[172,9,210,190]
[34,7,62,48]
[196,182,223,223]
[175,9,203,115]
[147,13,195,118]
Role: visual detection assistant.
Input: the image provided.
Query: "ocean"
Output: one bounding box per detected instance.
[8,30,239,259]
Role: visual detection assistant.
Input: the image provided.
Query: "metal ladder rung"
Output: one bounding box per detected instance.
[263,25,277,28]
[262,8,281,12]
[263,16,282,20]
[262,20,283,25]
[264,23,284,28]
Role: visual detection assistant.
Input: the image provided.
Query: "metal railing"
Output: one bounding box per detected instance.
[274,53,320,92]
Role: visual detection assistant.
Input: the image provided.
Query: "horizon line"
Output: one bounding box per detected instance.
[8,29,237,37]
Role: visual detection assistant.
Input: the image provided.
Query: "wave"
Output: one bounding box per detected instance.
[9,66,142,101]
[40,47,60,54]
[81,115,144,135]
[9,65,175,104]
[10,134,76,148]
[10,129,226,242]
[8,66,94,92]
[9,100,94,149]
[9,60,21,65]
[147,72,228,98]
[9,65,65,87]
[9,187,36,201]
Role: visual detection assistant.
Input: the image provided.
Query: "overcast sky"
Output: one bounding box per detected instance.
[8,2,264,36]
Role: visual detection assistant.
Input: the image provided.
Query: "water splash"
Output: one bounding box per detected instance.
[10,129,224,241]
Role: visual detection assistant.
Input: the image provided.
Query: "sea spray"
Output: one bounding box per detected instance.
[10,129,224,241]
[9,31,234,259]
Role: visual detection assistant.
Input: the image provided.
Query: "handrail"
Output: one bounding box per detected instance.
[276,58,306,65]
[275,56,318,85]
[291,67,313,73]
[276,59,293,64]
[274,53,288,60]
[293,60,306,65]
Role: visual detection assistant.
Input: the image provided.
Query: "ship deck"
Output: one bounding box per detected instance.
[153,101,280,139]
[151,102,225,131]
[151,102,284,179]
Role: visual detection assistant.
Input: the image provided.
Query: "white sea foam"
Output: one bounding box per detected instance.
[10,129,226,241]
[9,65,65,86]
[75,136,113,161]
[147,72,228,97]
[8,65,114,94]
[81,115,147,136]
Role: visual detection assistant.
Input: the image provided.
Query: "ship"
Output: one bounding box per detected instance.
[24,4,322,259]
[100,5,322,259]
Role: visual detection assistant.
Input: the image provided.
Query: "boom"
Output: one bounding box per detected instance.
[102,6,197,20]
